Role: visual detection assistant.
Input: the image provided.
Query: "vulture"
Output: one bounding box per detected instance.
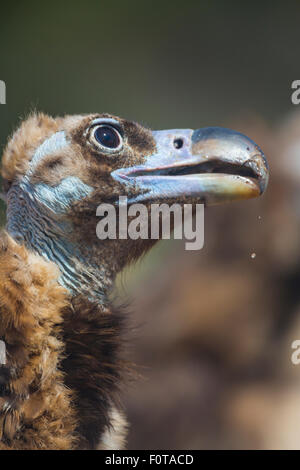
[0,113,268,449]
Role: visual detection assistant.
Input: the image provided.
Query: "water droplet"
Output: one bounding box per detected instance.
[251,252,256,259]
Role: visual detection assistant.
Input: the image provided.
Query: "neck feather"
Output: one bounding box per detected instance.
[6,182,113,303]
[61,295,126,449]
[5,182,128,449]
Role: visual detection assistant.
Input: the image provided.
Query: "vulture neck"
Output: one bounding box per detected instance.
[6,183,127,449]
[6,183,115,304]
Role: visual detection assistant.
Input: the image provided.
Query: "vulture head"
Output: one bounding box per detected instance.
[1,113,268,300]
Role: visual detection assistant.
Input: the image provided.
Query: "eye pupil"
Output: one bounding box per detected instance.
[94,125,121,149]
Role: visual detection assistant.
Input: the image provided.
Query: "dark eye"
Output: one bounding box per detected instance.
[93,124,122,151]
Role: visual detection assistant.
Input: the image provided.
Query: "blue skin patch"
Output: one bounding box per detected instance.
[24,131,93,213]
[27,177,93,214]
[28,131,68,174]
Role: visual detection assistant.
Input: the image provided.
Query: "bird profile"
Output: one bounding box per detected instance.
[0,112,268,449]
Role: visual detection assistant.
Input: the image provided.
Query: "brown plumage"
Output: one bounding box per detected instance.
[0,112,268,449]
[0,232,77,449]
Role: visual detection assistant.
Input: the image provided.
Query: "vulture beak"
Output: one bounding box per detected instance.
[112,127,269,205]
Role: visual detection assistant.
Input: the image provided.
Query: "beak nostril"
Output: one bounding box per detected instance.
[173,138,184,149]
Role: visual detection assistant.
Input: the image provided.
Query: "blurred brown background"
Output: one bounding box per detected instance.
[2,0,300,449]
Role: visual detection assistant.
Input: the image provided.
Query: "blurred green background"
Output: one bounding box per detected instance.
[3,0,300,449]
[1,0,299,133]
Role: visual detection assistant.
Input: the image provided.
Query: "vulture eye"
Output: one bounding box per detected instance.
[92,124,122,152]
